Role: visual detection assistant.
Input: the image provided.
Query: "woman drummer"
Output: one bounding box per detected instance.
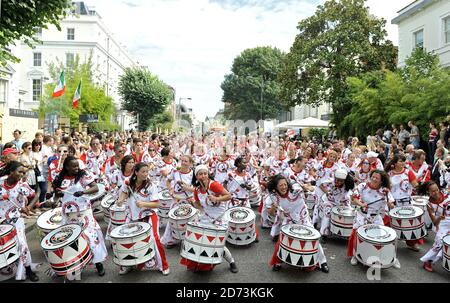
[161,154,195,248]
[180,165,239,273]
[0,161,39,281]
[384,154,423,252]
[52,156,107,277]
[347,169,401,268]
[116,162,170,275]
[267,174,329,273]
[420,181,450,272]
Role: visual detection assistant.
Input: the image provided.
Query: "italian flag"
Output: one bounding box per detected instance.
[72,80,81,109]
[52,71,66,97]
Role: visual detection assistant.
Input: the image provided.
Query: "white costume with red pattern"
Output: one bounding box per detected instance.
[388,168,416,206]
[225,170,253,208]
[265,156,289,177]
[211,157,234,185]
[81,150,107,180]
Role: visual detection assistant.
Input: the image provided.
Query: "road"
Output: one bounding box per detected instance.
[4,210,449,283]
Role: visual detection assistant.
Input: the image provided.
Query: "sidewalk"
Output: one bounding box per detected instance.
[24,217,37,234]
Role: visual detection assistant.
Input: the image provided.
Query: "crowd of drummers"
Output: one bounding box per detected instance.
[0,129,449,282]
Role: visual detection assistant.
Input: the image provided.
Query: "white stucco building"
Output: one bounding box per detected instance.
[13,1,138,130]
[392,0,450,67]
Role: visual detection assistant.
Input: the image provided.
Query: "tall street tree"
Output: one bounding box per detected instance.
[0,0,72,67]
[118,67,173,131]
[278,0,397,135]
[221,46,286,121]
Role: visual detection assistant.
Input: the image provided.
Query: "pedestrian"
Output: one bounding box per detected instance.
[398,124,410,146]
[30,139,47,207]
[11,130,25,151]
[428,122,439,164]
[408,121,420,149]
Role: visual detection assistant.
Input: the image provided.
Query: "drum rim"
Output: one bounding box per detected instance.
[86,183,106,200]
[100,193,116,207]
[443,234,450,245]
[159,190,172,200]
[110,204,127,212]
[389,205,423,219]
[110,222,151,239]
[331,206,356,216]
[0,223,14,236]
[187,221,228,232]
[40,224,82,250]
[37,208,63,230]
[280,224,321,240]
[357,224,397,243]
[224,207,256,223]
[168,204,198,220]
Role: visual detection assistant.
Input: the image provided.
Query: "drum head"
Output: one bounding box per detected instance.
[332,206,356,216]
[110,204,126,212]
[168,204,197,220]
[389,206,423,219]
[159,190,171,200]
[110,222,151,239]
[187,221,227,232]
[37,208,63,230]
[86,183,106,200]
[101,194,116,208]
[443,234,450,246]
[357,224,397,243]
[224,207,256,223]
[0,224,14,237]
[281,224,320,240]
[411,196,428,206]
[41,224,82,250]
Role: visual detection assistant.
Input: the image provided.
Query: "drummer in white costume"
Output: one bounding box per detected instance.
[0,161,39,281]
[155,147,177,191]
[225,157,254,208]
[180,165,239,273]
[116,162,170,275]
[211,147,234,185]
[52,156,107,276]
[347,170,401,268]
[161,155,195,248]
[267,174,329,273]
[420,181,450,272]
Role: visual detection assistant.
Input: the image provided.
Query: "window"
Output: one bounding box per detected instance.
[33,52,42,66]
[414,29,424,49]
[0,80,7,103]
[67,28,75,40]
[66,53,74,66]
[32,79,42,102]
[445,17,450,44]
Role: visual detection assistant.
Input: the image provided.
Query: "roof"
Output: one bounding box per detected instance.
[391,0,437,24]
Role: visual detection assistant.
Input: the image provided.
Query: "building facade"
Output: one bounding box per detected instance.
[392,0,450,67]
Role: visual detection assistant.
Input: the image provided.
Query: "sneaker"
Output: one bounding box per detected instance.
[119,266,132,275]
[350,256,358,266]
[26,270,39,282]
[423,261,433,272]
[272,264,282,271]
[393,258,401,269]
[229,262,238,273]
[320,263,329,273]
[95,263,105,276]
[162,268,170,276]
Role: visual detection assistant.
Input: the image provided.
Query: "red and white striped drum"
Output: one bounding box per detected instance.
[168,204,199,240]
[87,183,106,214]
[36,208,63,239]
[41,224,93,276]
[109,204,128,227]
[181,222,228,265]
[443,234,450,272]
[110,222,155,266]
[389,206,427,241]
[0,224,19,269]
[277,224,321,268]
[411,196,432,228]
[249,185,262,207]
[355,224,397,268]
[158,190,173,223]
[101,193,116,222]
[330,206,356,238]
[224,207,256,246]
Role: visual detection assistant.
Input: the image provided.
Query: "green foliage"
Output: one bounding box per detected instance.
[221,46,286,121]
[309,128,328,139]
[278,0,397,135]
[0,0,72,67]
[149,111,174,132]
[39,54,119,130]
[344,50,450,139]
[118,67,173,131]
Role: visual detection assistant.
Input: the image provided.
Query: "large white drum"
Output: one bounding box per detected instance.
[411,196,432,228]
[109,204,128,227]
[168,204,199,240]
[0,224,19,269]
[389,206,427,241]
[110,222,155,266]
[443,234,450,272]
[41,224,93,276]
[181,222,228,265]
[249,185,262,207]
[87,183,106,214]
[158,190,173,221]
[100,193,116,222]
[355,224,397,268]
[224,207,256,245]
[36,208,63,239]
[330,206,356,238]
[277,224,321,268]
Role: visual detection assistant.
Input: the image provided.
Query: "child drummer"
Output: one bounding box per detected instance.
[180,165,239,273]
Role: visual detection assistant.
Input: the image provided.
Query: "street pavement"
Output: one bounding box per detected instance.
[4,210,449,283]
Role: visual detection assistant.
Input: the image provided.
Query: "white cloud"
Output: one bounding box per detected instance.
[86,0,413,121]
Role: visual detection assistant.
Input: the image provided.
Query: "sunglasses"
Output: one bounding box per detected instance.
[58,150,68,154]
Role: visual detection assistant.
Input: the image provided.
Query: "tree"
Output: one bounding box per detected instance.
[278,0,397,135]
[118,67,173,131]
[149,111,174,133]
[39,54,119,131]
[0,0,72,67]
[221,46,286,121]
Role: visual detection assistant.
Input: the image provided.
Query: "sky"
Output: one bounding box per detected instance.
[86,0,413,122]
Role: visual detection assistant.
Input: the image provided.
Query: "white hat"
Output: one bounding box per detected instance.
[367,151,378,158]
[334,169,348,180]
[195,165,209,176]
